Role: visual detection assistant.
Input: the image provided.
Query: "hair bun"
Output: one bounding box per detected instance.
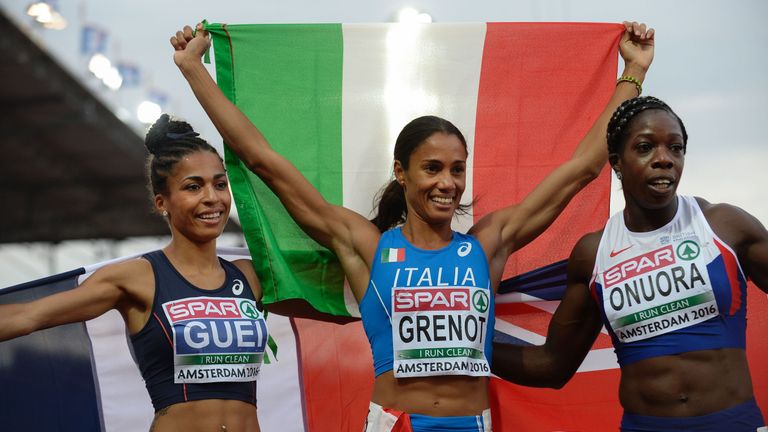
[144,114,197,155]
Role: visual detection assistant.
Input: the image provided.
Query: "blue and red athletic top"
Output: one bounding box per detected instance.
[590,196,747,366]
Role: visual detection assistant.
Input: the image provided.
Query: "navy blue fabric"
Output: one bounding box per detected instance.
[621,398,765,431]
[0,269,104,431]
[131,250,259,411]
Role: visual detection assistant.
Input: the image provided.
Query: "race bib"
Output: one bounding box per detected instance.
[391,286,491,378]
[602,241,719,343]
[162,296,268,383]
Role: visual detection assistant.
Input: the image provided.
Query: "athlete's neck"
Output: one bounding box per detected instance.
[163,237,221,274]
[401,217,453,250]
[623,195,679,233]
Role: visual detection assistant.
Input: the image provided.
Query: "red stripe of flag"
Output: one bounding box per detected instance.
[473,23,620,278]
[474,23,624,431]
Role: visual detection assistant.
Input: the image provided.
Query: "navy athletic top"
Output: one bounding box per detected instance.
[130,251,268,411]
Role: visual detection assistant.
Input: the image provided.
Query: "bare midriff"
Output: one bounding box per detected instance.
[371,371,489,416]
[149,399,259,432]
[619,348,754,417]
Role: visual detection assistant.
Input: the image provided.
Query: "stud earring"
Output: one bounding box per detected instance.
[162,210,168,217]
[616,171,623,181]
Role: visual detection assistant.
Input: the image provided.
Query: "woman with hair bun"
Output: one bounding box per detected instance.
[493,96,767,431]
[0,114,268,432]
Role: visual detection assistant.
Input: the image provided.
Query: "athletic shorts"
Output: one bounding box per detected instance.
[364,402,492,432]
[621,398,766,432]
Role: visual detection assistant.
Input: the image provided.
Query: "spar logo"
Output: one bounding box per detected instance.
[394,288,470,312]
[603,245,676,286]
[472,290,489,313]
[163,297,267,355]
[676,241,700,261]
[240,300,261,319]
[165,298,243,322]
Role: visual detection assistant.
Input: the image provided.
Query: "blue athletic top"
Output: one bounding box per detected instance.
[360,228,494,378]
[590,196,747,366]
[130,251,268,411]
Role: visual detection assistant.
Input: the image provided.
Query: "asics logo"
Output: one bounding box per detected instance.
[232,279,244,295]
[457,242,472,257]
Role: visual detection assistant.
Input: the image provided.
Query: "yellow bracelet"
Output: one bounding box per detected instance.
[616,75,642,96]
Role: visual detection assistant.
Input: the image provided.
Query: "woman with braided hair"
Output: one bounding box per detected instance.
[492,96,768,431]
[0,114,268,432]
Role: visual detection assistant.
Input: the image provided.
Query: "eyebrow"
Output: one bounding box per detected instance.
[633,132,684,139]
[420,159,466,164]
[182,172,228,181]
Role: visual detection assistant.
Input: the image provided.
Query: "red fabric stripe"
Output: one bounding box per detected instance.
[746,283,768,421]
[490,371,622,430]
[293,318,373,431]
[381,407,413,432]
[473,23,620,278]
[475,23,624,430]
[713,238,742,315]
[153,312,173,346]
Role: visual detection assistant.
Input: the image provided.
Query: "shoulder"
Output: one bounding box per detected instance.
[573,230,604,257]
[695,196,764,248]
[92,257,153,285]
[696,196,748,224]
[567,230,604,280]
[80,257,154,308]
[231,259,257,278]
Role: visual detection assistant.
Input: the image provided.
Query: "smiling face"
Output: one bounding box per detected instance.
[395,132,467,228]
[155,150,231,243]
[612,109,686,212]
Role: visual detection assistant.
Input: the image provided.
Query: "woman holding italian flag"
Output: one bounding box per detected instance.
[171,20,653,432]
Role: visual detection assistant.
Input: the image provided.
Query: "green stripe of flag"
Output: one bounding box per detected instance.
[207,23,350,316]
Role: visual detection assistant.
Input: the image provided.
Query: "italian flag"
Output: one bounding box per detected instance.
[207,22,620,318]
[205,22,630,430]
[381,248,405,263]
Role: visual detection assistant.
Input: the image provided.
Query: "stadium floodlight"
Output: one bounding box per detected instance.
[102,67,123,90]
[26,2,67,29]
[397,7,432,23]
[88,53,112,79]
[137,101,162,124]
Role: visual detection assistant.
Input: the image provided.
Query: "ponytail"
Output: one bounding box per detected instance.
[371,180,407,232]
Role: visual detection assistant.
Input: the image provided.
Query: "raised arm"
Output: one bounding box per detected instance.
[0,260,148,341]
[170,26,379,293]
[492,232,604,387]
[471,21,654,285]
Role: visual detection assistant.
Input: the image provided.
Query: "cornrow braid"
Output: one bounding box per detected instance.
[606,96,688,155]
[144,113,222,197]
